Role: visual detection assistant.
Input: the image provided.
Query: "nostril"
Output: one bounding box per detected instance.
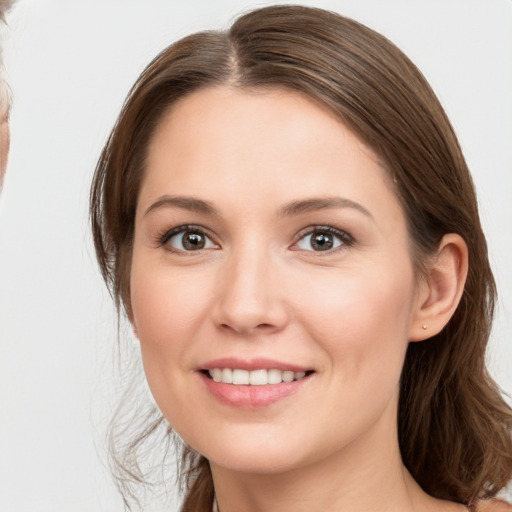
[218,322,279,335]
[256,323,276,330]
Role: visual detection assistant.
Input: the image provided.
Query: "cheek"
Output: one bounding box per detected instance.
[131,262,210,341]
[129,259,218,402]
[291,262,416,376]
[285,263,416,450]
[129,265,209,420]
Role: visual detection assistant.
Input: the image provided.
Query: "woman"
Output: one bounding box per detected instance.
[90,5,512,512]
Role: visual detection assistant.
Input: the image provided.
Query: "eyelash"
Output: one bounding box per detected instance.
[157,224,354,254]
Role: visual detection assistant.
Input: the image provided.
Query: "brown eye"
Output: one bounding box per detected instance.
[296,228,349,252]
[182,232,206,250]
[310,232,334,251]
[165,228,217,251]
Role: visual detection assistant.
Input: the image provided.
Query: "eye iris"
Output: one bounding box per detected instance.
[311,232,333,251]
[182,232,205,250]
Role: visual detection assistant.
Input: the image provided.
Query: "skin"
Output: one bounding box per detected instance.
[130,86,468,512]
[0,79,10,187]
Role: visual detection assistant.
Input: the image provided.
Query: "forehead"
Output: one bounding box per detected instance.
[146,86,383,181]
[140,86,400,220]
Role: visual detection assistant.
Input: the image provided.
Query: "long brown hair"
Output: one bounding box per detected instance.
[90,5,512,510]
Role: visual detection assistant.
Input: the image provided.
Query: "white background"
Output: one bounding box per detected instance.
[0,1,511,511]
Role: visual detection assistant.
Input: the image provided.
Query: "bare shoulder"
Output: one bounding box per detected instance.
[474,499,512,512]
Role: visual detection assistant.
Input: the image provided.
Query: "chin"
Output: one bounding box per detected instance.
[208,446,307,475]
[182,426,313,475]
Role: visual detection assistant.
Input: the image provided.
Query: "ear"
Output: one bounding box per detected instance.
[409,233,468,342]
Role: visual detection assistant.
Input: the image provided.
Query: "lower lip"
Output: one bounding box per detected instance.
[200,373,311,408]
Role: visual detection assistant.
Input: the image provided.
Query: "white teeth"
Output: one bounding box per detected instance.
[249,369,268,386]
[282,370,294,383]
[207,368,309,385]
[267,369,282,384]
[232,369,250,385]
[221,368,233,384]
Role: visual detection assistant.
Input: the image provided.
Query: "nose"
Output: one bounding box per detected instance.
[213,246,288,336]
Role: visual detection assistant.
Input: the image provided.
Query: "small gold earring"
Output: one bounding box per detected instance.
[422,324,428,330]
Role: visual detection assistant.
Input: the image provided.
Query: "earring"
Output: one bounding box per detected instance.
[422,324,428,330]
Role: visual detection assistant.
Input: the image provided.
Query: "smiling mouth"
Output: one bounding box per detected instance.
[203,368,314,385]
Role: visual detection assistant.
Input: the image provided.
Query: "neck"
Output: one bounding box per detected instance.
[213,442,407,512]
[210,402,464,512]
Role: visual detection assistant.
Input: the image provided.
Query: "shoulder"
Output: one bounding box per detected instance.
[474,499,512,512]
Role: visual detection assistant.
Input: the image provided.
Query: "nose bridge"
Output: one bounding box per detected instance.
[214,235,286,334]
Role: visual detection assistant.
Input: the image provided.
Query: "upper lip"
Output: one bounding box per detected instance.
[200,357,311,372]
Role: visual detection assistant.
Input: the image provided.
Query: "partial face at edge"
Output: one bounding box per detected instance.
[0,79,10,186]
[129,86,424,474]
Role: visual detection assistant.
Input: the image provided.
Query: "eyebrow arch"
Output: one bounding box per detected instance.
[144,195,220,217]
[144,195,372,220]
[278,197,373,219]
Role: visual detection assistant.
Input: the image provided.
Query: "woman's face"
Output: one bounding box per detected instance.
[130,86,424,474]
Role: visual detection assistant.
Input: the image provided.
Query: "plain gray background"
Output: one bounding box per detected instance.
[1,0,511,510]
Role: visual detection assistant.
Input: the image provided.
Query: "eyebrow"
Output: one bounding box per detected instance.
[144,195,373,220]
[144,195,220,217]
[278,197,373,219]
